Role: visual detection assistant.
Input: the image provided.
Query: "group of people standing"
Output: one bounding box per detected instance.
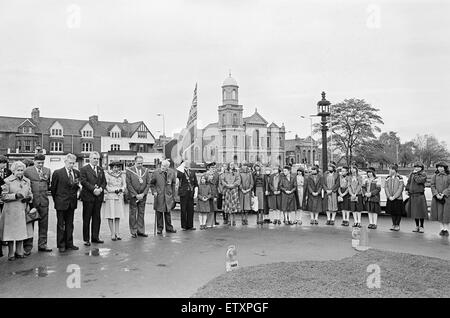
[1,151,449,261]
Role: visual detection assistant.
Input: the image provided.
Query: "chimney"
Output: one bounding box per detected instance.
[89,115,98,125]
[31,108,40,122]
[295,134,298,140]
[123,119,128,124]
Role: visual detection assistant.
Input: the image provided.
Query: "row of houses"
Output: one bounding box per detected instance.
[0,108,163,171]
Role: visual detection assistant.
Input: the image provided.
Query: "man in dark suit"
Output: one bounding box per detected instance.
[80,151,107,246]
[176,160,198,230]
[0,155,13,256]
[23,153,52,254]
[50,153,80,252]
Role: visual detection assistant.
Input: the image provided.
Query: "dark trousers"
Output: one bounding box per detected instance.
[0,204,3,256]
[56,209,75,248]
[180,195,194,229]
[129,199,146,235]
[391,215,402,226]
[156,211,174,232]
[82,200,102,242]
[24,205,49,252]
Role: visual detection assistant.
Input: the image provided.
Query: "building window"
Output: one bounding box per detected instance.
[82,130,93,138]
[51,128,63,137]
[82,143,93,152]
[256,130,260,148]
[138,131,147,138]
[233,135,238,147]
[21,127,32,134]
[210,135,215,142]
[223,90,226,100]
[195,148,199,161]
[50,142,63,152]
[110,131,121,139]
[232,90,236,100]
[232,113,238,126]
[222,114,226,126]
[24,140,31,152]
[110,144,120,151]
[267,137,271,149]
[138,144,145,152]
[222,135,226,147]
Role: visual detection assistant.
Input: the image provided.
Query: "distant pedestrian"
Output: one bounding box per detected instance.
[430,162,450,236]
[102,161,126,241]
[348,165,364,228]
[306,165,323,225]
[405,162,428,233]
[385,164,405,231]
[197,175,212,230]
[338,166,351,226]
[363,167,381,229]
[323,162,339,226]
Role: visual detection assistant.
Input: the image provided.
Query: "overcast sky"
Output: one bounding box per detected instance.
[1,0,449,144]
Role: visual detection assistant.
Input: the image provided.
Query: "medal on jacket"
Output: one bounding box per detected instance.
[127,167,146,184]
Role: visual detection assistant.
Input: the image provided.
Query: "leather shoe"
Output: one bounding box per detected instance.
[58,248,66,253]
[189,227,196,231]
[92,239,104,244]
[137,233,148,237]
[157,230,162,235]
[24,251,31,257]
[84,241,91,246]
[166,229,177,233]
[38,247,53,252]
[131,234,137,238]
[67,246,79,250]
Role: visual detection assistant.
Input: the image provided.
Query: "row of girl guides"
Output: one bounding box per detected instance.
[200,160,450,236]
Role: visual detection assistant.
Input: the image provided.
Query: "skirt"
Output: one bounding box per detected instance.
[406,194,428,219]
[0,205,33,241]
[386,199,404,216]
[338,194,351,211]
[295,188,304,210]
[223,188,239,214]
[268,194,282,210]
[350,195,364,212]
[255,186,265,211]
[366,201,381,214]
[430,199,450,223]
[306,195,323,213]
[239,190,252,212]
[102,198,125,219]
[281,193,297,212]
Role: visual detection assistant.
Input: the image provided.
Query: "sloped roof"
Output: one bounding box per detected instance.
[284,137,316,152]
[268,122,280,129]
[243,110,268,125]
[0,115,154,140]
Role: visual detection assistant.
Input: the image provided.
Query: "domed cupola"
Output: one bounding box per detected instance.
[222,72,239,105]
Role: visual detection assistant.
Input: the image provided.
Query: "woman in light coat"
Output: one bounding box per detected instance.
[0,161,33,261]
[102,161,126,240]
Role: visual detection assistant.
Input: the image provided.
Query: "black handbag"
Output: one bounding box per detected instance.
[26,207,41,223]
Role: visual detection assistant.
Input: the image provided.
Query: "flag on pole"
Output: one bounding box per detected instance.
[178,83,198,162]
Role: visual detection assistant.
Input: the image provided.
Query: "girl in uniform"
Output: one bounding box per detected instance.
[268,167,282,225]
[348,165,364,228]
[385,164,405,231]
[338,166,351,226]
[430,162,450,236]
[363,167,381,229]
[323,162,339,226]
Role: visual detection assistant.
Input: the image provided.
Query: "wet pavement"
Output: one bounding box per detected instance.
[0,200,449,297]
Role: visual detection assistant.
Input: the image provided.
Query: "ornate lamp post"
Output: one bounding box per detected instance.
[317,91,331,171]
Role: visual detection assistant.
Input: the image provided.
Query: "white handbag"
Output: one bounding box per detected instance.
[251,195,259,212]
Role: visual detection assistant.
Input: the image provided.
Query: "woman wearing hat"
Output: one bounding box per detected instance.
[405,162,428,233]
[102,161,126,240]
[362,167,381,229]
[323,162,339,226]
[385,164,405,231]
[430,162,450,236]
[280,165,297,225]
[221,162,241,226]
[338,166,351,226]
[252,163,266,225]
[306,165,323,225]
[268,167,282,225]
[239,164,254,226]
[348,165,364,228]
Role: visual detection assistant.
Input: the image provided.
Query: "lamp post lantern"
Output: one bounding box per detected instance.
[317,91,331,171]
